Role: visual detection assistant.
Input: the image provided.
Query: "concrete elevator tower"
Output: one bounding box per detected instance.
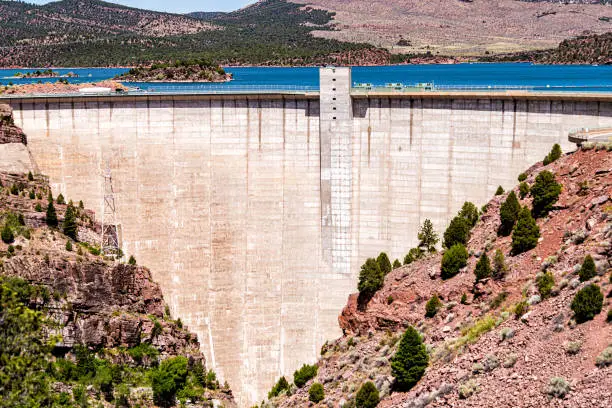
[319,67,353,276]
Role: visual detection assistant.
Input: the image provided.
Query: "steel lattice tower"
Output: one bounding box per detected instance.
[101,162,120,258]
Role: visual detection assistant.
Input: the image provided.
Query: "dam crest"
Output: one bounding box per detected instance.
[3,67,612,406]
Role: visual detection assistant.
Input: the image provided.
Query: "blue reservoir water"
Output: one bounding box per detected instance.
[1,64,612,92]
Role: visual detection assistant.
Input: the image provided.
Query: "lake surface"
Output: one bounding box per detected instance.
[1,64,612,92]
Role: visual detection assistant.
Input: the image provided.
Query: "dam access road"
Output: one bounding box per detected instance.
[2,67,612,406]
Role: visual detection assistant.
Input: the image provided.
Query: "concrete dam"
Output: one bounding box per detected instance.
[3,67,612,406]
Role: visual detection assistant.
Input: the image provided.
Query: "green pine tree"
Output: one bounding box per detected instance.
[474,253,492,281]
[358,258,384,299]
[579,255,597,282]
[45,200,58,228]
[511,207,540,255]
[492,249,508,280]
[495,186,505,195]
[355,381,380,408]
[418,219,439,252]
[530,170,561,218]
[376,252,392,276]
[543,143,562,165]
[498,191,520,236]
[62,204,78,241]
[440,243,468,280]
[459,202,479,227]
[571,284,603,323]
[390,326,428,391]
[425,294,442,318]
[443,216,470,249]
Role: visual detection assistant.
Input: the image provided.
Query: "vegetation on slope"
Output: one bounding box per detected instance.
[116,59,231,82]
[0,0,377,67]
[0,168,234,407]
[267,144,612,407]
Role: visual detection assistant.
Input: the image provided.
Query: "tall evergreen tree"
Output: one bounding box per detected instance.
[443,216,470,249]
[459,201,479,227]
[511,207,540,255]
[376,252,392,276]
[391,326,428,391]
[498,191,520,236]
[358,258,384,299]
[355,382,380,408]
[46,200,58,228]
[1,224,14,244]
[530,171,561,218]
[62,204,78,241]
[579,255,597,282]
[492,249,508,280]
[543,143,562,165]
[474,253,492,281]
[418,219,439,252]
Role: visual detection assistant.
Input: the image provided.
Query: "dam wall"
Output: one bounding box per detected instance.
[5,70,612,405]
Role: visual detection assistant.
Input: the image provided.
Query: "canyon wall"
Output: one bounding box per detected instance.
[4,71,612,405]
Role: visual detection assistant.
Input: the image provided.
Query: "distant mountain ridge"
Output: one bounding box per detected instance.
[289,0,612,56]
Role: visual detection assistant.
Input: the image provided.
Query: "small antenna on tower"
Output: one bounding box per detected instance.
[100,160,121,259]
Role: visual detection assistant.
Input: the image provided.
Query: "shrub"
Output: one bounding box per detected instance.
[489,291,508,309]
[151,318,163,338]
[294,364,317,388]
[391,326,428,391]
[511,207,540,255]
[498,191,520,236]
[458,379,479,399]
[1,224,14,244]
[564,341,582,355]
[376,252,392,276]
[358,258,384,299]
[608,309,612,323]
[440,244,468,280]
[392,259,401,269]
[547,377,570,398]
[596,346,612,367]
[500,327,514,341]
[536,271,555,298]
[483,354,499,372]
[46,201,58,227]
[460,293,468,304]
[492,249,508,280]
[79,200,84,209]
[355,381,379,408]
[503,354,518,368]
[543,143,562,166]
[128,255,137,265]
[268,376,290,399]
[56,193,65,205]
[150,356,188,407]
[474,253,492,282]
[29,190,35,199]
[417,219,439,252]
[578,255,596,282]
[459,202,479,228]
[10,184,19,195]
[518,172,527,182]
[27,171,34,181]
[519,182,530,199]
[530,171,561,218]
[425,294,442,318]
[128,343,160,364]
[495,186,504,195]
[308,383,324,403]
[404,247,423,265]
[62,204,78,241]
[7,245,15,254]
[514,301,528,319]
[35,203,42,212]
[65,240,72,251]
[571,284,603,323]
[443,216,470,249]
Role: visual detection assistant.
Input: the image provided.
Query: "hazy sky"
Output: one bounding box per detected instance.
[26,0,257,13]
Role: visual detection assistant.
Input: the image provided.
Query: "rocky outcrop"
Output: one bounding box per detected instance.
[0,166,237,407]
[275,148,612,407]
[0,104,26,145]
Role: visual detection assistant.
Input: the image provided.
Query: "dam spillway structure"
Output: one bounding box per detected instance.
[3,68,612,406]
